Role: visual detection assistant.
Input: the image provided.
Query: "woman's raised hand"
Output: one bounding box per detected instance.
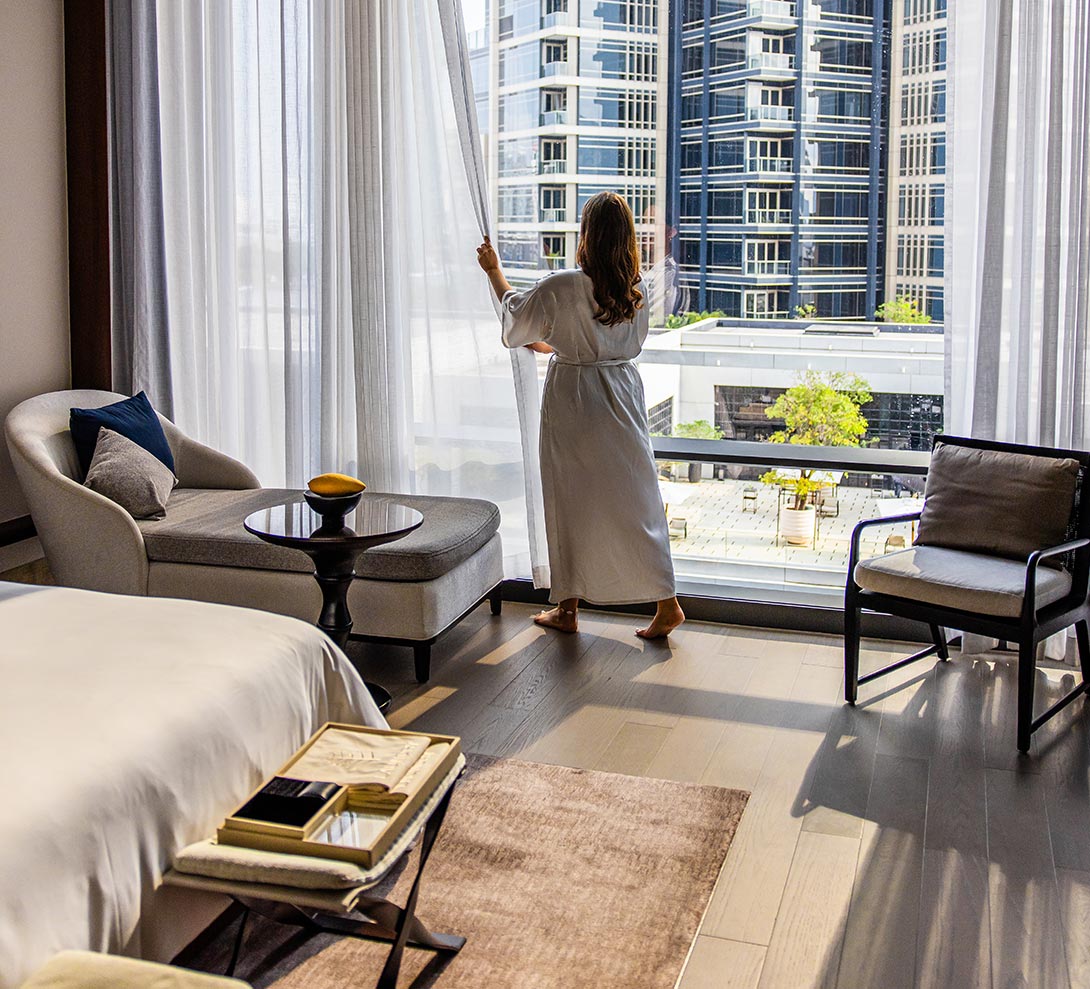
[476,236,500,273]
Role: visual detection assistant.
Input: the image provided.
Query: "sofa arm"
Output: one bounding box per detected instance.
[161,420,260,490]
[8,446,149,596]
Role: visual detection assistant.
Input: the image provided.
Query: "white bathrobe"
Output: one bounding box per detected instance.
[501,268,676,605]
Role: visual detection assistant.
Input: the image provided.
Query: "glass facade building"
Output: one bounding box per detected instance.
[485,0,670,282]
[884,0,946,320]
[669,0,891,320]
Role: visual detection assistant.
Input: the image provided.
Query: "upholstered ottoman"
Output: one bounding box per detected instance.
[18,951,248,988]
[139,489,503,682]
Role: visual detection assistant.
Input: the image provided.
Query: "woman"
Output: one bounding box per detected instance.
[476,191,684,639]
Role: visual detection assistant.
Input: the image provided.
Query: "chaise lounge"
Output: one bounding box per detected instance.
[5,390,503,683]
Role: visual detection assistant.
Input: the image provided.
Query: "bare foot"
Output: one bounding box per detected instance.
[534,606,578,633]
[636,602,685,639]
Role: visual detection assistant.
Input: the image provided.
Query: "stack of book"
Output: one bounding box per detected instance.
[218,724,461,868]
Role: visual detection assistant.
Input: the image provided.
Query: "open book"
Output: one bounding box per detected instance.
[288,728,432,793]
[348,742,453,809]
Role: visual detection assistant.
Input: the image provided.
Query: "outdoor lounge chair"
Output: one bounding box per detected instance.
[844,434,1090,753]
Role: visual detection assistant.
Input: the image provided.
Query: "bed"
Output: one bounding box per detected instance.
[0,582,384,988]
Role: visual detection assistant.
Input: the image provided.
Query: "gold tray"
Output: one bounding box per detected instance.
[217,723,461,868]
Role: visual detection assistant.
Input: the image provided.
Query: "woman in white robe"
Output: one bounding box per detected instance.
[476,191,683,638]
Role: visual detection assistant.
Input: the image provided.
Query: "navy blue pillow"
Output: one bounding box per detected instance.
[69,392,175,477]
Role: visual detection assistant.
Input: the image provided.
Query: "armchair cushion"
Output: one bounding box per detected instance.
[916,441,1079,560]
[854,545,1072,619]
[83,428,177,520]
[69,391,175,477]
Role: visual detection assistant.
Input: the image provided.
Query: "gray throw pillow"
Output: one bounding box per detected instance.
[83,427,177,520]
[916,441,1080,560]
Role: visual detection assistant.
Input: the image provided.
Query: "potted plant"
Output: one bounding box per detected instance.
[759,371,872,545]
[672,419,725,482]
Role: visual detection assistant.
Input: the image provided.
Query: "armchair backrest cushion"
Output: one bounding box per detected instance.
[916,440,1080,560]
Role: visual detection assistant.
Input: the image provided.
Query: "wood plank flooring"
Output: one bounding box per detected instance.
[347,602,1085,989]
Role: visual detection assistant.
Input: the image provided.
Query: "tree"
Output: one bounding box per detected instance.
[669,420,724,482]
[759,371,873,510]
[672,419,724,440]
[875,295,932,324]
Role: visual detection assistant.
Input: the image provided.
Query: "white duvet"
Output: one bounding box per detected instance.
[0,582,384,988]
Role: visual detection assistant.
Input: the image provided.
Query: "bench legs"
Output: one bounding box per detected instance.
[223,786,464,989]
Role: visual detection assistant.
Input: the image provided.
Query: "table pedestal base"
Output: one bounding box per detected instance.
[312,562,392,714]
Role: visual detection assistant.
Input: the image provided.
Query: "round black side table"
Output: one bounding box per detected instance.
[244,497,423,712]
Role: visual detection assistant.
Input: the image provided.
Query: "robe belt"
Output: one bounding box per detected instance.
[550,356,635,367]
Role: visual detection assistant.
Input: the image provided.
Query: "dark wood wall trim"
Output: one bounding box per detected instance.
[63,0,111,390]
[0,516,36,549]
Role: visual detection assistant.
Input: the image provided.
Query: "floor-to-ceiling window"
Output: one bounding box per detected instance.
[465,0,949,606]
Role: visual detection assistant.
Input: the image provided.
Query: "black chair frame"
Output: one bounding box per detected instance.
[845,434,1090,753]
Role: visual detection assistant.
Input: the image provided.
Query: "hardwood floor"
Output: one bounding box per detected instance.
[346,601,1087,989]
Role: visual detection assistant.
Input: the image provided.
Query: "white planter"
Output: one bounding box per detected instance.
[780,505,816,546]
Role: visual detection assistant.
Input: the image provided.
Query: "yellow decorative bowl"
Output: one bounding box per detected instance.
[307,473,366,496]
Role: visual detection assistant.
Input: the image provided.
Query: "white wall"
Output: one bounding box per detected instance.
[0,0,71,568]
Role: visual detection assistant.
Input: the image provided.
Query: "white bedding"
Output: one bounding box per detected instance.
[0,582,384,988]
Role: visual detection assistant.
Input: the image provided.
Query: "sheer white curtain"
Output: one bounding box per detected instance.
[947,0,1090,658]
[156,0,357,487]
[340,0,536,577]
[433,0,551,588]
[947,0,1090,444]
[152,0,536,577]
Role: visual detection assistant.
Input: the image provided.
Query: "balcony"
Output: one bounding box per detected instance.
[744,0,797,24]
[540,207,568,223]
[541,10,576,30]
[748,208,793,225]
[540,159,568,174]
[648,436,928,601]
[749,156,793,173]
[746,259,792,275]
[540,110,569,127]
[542,61,574,78]
[748,105,794,123]
[748,53,795,73]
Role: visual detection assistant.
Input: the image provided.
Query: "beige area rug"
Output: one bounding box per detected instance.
[180,756,748,989]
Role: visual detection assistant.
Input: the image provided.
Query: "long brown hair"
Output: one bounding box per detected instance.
[575,191,643,326]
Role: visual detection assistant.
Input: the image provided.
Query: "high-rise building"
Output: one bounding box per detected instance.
[485,0,670,283]
[884,0,946,321]
[469,19,492,142]
[668,0,891,320]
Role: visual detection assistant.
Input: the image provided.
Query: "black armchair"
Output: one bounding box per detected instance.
[845,435,1090,753]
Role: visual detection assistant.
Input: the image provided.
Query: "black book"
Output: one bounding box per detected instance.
[234,776,341,828]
